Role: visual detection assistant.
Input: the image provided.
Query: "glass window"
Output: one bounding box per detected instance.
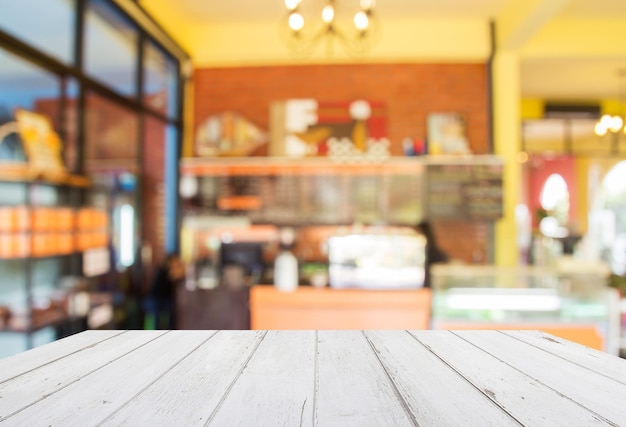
[0,47,62,163]
[84,92,139,173]
[84,0,138,96]
[144,41,178,119]
[141,117,178,267]
[63,78,80,172]
[142,116,166,266]
[539,174,569,238]
[0,0,75,65]
[601,161,626,274]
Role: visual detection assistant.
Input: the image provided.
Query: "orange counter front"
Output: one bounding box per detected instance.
[250,286,431,330]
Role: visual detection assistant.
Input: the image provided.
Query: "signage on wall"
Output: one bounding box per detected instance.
[270,99,390,161]
[425,160,503,220]
[195,112,268,157]
[427,112,471,155]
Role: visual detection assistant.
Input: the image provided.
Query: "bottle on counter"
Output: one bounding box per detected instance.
[274,227,298,292]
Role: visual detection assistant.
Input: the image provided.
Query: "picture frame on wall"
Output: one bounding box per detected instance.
[427,112,471,155]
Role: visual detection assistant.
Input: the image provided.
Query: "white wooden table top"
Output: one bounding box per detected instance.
[1,330,626,426]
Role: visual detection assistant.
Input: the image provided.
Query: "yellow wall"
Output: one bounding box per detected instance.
[174,19,491,67]
[520,98,544,120]
[522,19,626,58]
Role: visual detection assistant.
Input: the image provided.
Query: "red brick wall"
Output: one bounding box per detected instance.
[193,63,489,155]
[142,116,166,281]
[193,63,492,264]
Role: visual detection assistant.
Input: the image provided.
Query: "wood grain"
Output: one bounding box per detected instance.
[101,330,266,426]
[1,331,206,425]
[501,330,626,385]
[2,330,625,426]
[0,331,166,422]
[315,330,415,426]
[364,330,520,426]
[0,330,124,384]
[451,330,626,426]
[208,330,316,426]
[410,330,611,426]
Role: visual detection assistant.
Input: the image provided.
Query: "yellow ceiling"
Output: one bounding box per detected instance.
[139,0,626,101]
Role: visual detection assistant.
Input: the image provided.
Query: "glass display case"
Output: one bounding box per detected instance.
[431,263,621,354]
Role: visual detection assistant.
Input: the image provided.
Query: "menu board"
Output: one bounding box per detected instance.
[426,162,503,220]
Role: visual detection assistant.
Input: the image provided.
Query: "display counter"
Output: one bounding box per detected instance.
[431,264,621,354]
[250,286,431,330]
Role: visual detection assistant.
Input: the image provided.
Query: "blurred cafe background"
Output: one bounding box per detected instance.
[1,0,626,360]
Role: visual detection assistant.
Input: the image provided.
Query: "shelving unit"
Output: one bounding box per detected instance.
[0,166,111,358]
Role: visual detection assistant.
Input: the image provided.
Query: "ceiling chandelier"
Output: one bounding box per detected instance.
[594,69,626,154]
[282,0,380,55]
[593,114,623,155]
[594,114,624,137]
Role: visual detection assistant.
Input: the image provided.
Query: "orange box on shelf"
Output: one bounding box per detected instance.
[31,233,59,257]
[31,233,47,257]
[75,232,93,251]
[92,232,108,248]
[31,208,55,232]
[0,207,30,233]
[57,233,74,254]
[13,234,30,258]
[0,234,12,258]
[76,208,94,230]
[0,208,15,232]
[56,208,75,232]
[93,210,108,230]
[0,234,30,258]
[13,206,30,232]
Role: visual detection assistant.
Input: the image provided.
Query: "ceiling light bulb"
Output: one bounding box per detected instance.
[354,11,369,31]
[322,5,335,23]
[594,122,608,136]
[289,12,304,31]
[611,116,624,131]
[600,114,613,126]
[360,0,375,10]
[285,0,300,11]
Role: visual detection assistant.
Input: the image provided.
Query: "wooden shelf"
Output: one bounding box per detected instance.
[0,309,69,333]
[179,155,503,177]
[0,164,90,187]
[0,292,114,334]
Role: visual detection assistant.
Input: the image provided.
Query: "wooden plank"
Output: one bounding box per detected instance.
[0,330,124,383]
[315,330,415,426]
[363,330,520,426]
[451,330,626,426]
[99,330,266,426]
[207,330,316,426]
[0,331,208,425]
[501,330,626,385]
[410,330,611,426]
[434,321,605,351]
[0,330,166,422]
